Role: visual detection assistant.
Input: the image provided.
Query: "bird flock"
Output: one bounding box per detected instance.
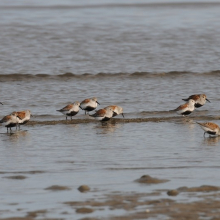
[0,97,124,133]
[56,97,124,121]
[172,94,220,137]
[0,109,32,132]
[0,94,219,137]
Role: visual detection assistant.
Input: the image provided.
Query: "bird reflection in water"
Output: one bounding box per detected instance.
[94,121,121,134]
[203,136,220,146]
[7,130,29,142]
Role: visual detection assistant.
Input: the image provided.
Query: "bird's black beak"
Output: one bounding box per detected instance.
[0,102,3,105]
[122,113,124,118]
[31,114,34,118]
[79,105,82,110]
[97,101,100,105]
[206,98,211,103]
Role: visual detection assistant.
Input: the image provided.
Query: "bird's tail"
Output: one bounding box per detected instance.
[169,109,176,112]
[89,111,98,117]
[182,98,188,102]
[0,119,5,124]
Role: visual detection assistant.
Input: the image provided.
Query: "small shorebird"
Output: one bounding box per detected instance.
[90,107,114,121]
[80,97,100,115]
[182,94,210,108]
[104,105,124,117]
[57,101,80,120]
[0,112,20,132]
[11,110,32,129]
[196,122,220,137]
[174,99,196,116]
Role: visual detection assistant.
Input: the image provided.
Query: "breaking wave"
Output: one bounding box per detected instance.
[0,70,220,82]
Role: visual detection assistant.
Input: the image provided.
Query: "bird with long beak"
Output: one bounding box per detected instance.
[197,122,220,137]
[80,97,100,115]
[104,105,124,118]
[182,94,210,108]
[0,112,21,132]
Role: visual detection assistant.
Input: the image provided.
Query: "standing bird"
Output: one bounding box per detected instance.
[57,101,80,120]
[12,110,32,129]
[196,122,220,137]
[173,99,196,116]
[0,112,20,132]
[104,105,124,118]
[182,94,210,108]
[89,107,114,121]
[80,97,100,115]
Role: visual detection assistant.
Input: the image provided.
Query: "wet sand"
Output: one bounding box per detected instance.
[63,188,220,220]
[60,183,220,220]
[25,115,220,126]
[1,183,220,220]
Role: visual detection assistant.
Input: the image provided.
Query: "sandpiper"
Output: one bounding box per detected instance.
[11,110,32,129]
[89,107,114,121]
[57,101,80,120]
[80,97,100,115]
[0,112,20,132]
[182,94,210,108]
[196,122,220,137]
[174,99,196,116]
[104,105,124,117]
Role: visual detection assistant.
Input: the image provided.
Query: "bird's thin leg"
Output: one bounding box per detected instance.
[204,132,206,137]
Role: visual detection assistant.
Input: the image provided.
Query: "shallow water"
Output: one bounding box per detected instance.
[1,0,220,219]
[1,121,220,218]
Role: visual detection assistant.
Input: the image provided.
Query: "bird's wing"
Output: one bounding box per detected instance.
[61,104,73,111]
[183,94,199,101]
[175,103,188,111]
[16,111,26,120]
[0,115,11,123]
[197,122,219,130]
[91,109,106,117]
